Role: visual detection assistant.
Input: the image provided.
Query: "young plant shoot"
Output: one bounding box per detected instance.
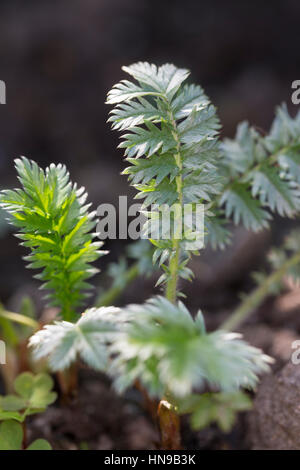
[2,62,300,450]
[0,372,56,450]
[0,158,106,321]
[105,62,275,447]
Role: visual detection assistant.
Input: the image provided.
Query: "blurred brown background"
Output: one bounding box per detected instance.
[0,0,299,309]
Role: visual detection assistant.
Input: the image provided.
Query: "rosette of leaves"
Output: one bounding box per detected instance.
[29,296,271,433]
[30,297,272,394]
[109,297,272,398]
[0,157,107,321]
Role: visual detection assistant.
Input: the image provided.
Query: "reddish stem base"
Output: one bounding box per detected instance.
[157,399,182,450]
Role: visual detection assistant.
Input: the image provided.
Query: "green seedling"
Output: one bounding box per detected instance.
[1,62,300,450]
[0,371,57,422]
[0,420,51,450]
[0,372,56,450]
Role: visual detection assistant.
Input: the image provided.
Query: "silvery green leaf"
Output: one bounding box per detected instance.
[110,297,272,398]
[29,307,121,371]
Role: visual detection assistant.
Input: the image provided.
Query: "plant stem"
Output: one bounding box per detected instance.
[57,363,78,404]
[221,249,300,331]
[22,421,27,449]
[165,239,180,303]
[165,101,183,305]
[157,101,183,450]
[0,309,38,330]
[95,263,139,307]
[135,380,158,423]
[157,399,182,450]
[158,241,182,449]
[157,239,182,449]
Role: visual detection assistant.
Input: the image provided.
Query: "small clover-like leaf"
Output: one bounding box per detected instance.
[0,421,23,450]
[29,374,57,409]
[0,411,23,422]
[14,372,34,399]
[14,372,57,410]
[178,391,252,433]
[27,439,52,450]
[0,420,52,450]
[0,372,57,420]
[33,373,54,392]
[0,394,27,412]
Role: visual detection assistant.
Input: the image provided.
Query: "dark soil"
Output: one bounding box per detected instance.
[27,371,158,450]
[26,369,249,450]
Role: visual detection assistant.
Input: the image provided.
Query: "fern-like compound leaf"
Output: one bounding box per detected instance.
[220,182,271,231]
[108,63,300,268]
[107,62,223,279]
[110,296,272,398]
[219,106,300,234]
[29,306,120,371]
[0,157,107,320]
